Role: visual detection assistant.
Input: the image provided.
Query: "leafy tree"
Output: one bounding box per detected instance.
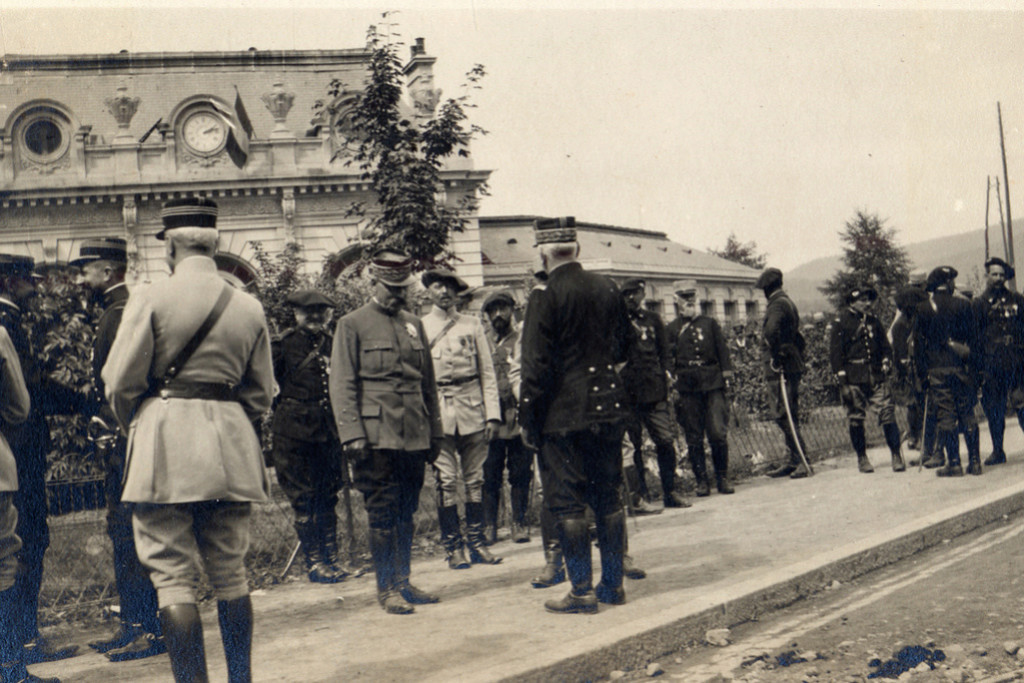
[709,233,768,270]
[820,211,911,321]
[315,15,488,268]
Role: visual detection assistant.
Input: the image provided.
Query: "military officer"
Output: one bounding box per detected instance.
[889,285,930,463]
[271,289,350,584]
[973,257,1024,466]
[72,238,165,662]
[520,217,632,614]
[421,269,502,569]
[481,290,533,545]
[666,279,736,495]
[0,327,53,683]
[913,266,982,476]
[103,198,275,682]
[756,267,811,479]
[0,255,85,666]
[619,278,690,509]
[829,286,906,473]
[330,250,444,615]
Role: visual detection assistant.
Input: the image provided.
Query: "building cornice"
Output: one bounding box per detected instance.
[1,49,371,74]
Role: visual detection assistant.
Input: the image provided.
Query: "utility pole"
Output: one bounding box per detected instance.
[998,102,1016,289]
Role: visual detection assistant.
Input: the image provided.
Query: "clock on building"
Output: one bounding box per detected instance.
[181,110,227,155]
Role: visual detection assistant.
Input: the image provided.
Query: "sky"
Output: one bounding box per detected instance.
[0,1,1021,270]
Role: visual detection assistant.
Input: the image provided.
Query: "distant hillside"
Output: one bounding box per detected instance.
[784,221,1024,314]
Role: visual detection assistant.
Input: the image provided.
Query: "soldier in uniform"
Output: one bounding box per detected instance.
[421,269,502,568]
[271,289,350,584]
[520,217,632,614]
[481,290,533,544]
[103,198,275,681]
[666,279,736,496]
[330,250,444,615]
[829,287,906,473]
[913,266,982,477]
[620,278,689,509]
[973,257,1024,466]
[889,285,930,463]
[0,327,53,683]
[0,255,85,666]
[757,267,811,479]
[72,239,165,662]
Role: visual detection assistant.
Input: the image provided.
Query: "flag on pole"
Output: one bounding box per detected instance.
[213,87,255,169]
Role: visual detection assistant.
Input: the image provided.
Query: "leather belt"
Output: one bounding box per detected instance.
[157,381,238,401]
[437,375,479,387]
[684,360,715,367]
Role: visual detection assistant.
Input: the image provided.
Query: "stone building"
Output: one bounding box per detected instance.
[0,40,489,285]
[478,215,763,324]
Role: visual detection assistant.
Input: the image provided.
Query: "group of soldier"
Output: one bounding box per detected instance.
[0,196,1020,682]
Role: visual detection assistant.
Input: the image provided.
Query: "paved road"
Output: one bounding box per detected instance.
[629,510,1024,682]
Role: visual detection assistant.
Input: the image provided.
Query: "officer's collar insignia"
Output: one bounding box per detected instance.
[405,322,419,339]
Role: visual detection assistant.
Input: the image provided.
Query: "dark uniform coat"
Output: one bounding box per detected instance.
[913,292,978,378]
[91,284,129,426]
[666,314,733,393]
[271,328,336,442]
[761,289,805,375]
[973,285,1024,375]
[620,308,669,405]
[828,307,892,385]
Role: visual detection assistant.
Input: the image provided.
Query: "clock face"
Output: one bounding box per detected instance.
[182,111,227,155]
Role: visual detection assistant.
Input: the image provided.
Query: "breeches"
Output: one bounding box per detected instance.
[271,434,344,513]
[929,369,978,432]
[352,448,427,530]
[0,493,19,592]
[765,373,801,423]
[676,390,729,449]
[625,400,677,448]
[483,437,533,494]
[540,422,624,520]
[841,381,896,426]
[432,430,488,506]
[133,501,252,608]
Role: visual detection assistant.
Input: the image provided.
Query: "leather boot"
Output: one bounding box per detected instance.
[532,507,565,588]
[217,597,252,683]
[544,516,597,614]
[984,450,1007,466]
[369,527,413,614]
[510,485,530,543]
[89,621,141,653]
[294,514,341,584]
[688,446,711,496]
[481,487,499,546]
[394,518,439,605]
[594,510,626,606]
[883,422,905,471]
[711,443,734,494]
[159,603,209,682]
[318,509,350,582]
[965,426,983,475]
[465,502,502,565]
[438,505,470,570]
[631,443,651,502]
[922,449,946,468]
[850,424,873,472]
[936,432,964,477]
[0,586,59,683]
[104,629,166,663]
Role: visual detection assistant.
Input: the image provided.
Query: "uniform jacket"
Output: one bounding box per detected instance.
[330,300,443,451]
[666,314,733,393]
[487,323,522,440]
[90,283,129,425]
[620,307,669,404]
[828,307,893,384]
[913,291,978,379]
[973,285,1024,372]
[0,327,30,493]
[761,289,805,375]
[422,307,501,436]
[271,327,336,442]
[102,256,275,504]
[519,261,631,439]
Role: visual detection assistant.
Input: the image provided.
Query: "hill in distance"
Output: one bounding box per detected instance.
[784,220,1024,314]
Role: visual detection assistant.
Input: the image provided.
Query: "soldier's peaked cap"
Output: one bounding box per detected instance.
[985,256,1016,280]
[845,286,878,304]
[157,197,218,240]
[755,267,783,290]
[368,249,417,287]
[926,266,958,292]
[421,269,469,293]
[672,279,698,296]
[0,253,35,277]
[285,289,335,309]
[69,237,127,268]
[533,216,577,245]
[620,278,646,294]
[482,290,515,313]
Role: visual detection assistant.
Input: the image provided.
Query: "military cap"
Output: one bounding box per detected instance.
[984,256,1016,280]
[755,267,783,291]
[844,286,878,304]
[367,249,417,287]
[620,278,646,294]
[0,253,36,277]
[285,289,335,309]
[533,216,577,245]
[156,197,218,240]
[69,237,127,268]
[908,271,927,287]
[421,268,469,293]
[482,290,515,313]
[672,279,698,297]
[926,266,958,292]
[894,285,928,311]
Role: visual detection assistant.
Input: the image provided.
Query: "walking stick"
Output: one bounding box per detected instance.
[777,366,813,475]
[917,391,930,473]
[281,541,301,580]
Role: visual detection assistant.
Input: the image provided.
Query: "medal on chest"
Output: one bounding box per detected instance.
[406,322,419,340]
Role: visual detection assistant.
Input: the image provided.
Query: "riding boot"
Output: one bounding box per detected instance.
[394,518,439,604]
[965,426,983,475]
[481,487,499,546]
[0,585,59,683]
[217,597,252,683]
[658,442,690,506]
[623,465,660,514]
[531,506,565,588]
[368,527,413,614]
[317,508,350,582]
[850,424,873,472]
[631,441,651,501]
[510,485,531,543]
[544,516,597,614]
[883,422,906,472]
[710,442,734,493]
[294,513,341,584]
[936,431,964,477]
[688,445,711,496]
[465,502,502,565]
[437,505,470,569]
[594,510,626,606]
[159,603,209,683]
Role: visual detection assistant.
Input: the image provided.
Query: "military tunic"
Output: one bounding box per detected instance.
[973,284,1024,455]
[829,307,896,426]
[0,327,29,593]
[913,291,979,433]
[760,288,808,465]
[667,314,733,452]
[621,308,676,454]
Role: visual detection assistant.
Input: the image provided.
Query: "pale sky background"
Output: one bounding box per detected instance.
[0,1,1021,270]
